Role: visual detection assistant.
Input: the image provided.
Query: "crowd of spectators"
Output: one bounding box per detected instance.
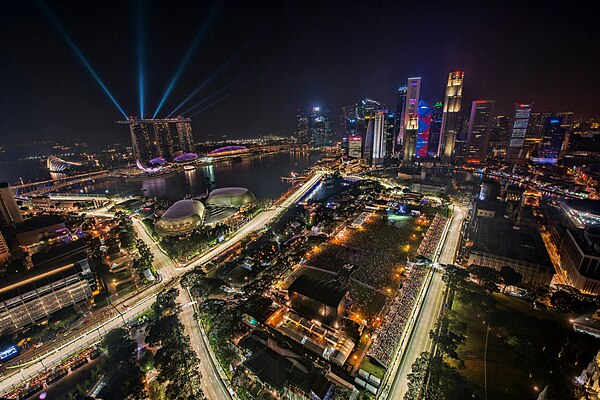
[416,214,448,260]
[5,346,98,399]
[368,265,429,365]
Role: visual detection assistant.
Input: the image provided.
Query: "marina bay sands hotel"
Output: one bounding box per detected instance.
[117,117,194,162]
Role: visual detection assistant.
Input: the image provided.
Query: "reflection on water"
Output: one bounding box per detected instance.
[71,152,322,200]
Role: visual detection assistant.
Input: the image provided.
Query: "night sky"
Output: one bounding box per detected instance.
[2,0,599,149]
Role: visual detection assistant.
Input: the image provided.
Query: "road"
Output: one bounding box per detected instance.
[384,204,467,399]
[178,288,232,400]
[0,171,322,396]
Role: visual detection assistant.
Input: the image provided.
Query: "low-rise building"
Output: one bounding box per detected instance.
[467,211,554,287]
[288,275,348,326]
[0,241,95,333]
[559,229,600,294]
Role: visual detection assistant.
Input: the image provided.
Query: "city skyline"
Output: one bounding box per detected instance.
[2,0,600,148]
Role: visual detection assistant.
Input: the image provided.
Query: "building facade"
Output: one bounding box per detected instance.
[466,100,494,163]
[394,86,407,155]
[0,182,23,225]
[0,243,95,333]
[537,115,567,164]
[559,229,600,295]
[308,107,333,148]
[438,71,464,160]
[415,100,432,158]
[402,77,422,161]
[506,103,534,165]
[0,231,9,264]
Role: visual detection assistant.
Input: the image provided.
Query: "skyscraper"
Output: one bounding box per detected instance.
[506,103,534,165]
[538,116,567,164]
[489,115,510,156]
[363,111,387,167]
[175,118,194,153]
[119,117,194,162]
[384,112,395,159]
[438,71,464,160]
[402,77,421,161]
[466,100,494,163]
[427,101,443,157]
[415,100,432,158]
[308,107,333,148]
[129,120,154,161]
[394,86,407,155]
[0,182,23,225]
[153,122,175,160]
[296,110,309,144]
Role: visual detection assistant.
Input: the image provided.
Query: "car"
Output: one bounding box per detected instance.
[34,342,43,349]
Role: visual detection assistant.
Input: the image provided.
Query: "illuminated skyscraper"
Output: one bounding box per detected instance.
[128,120,154,161]
[175,118,194,153]
[394,86,407,155]
[308,107,333,148]
[489,115,510,156]
[0,182,23,225]
[363,111,387,167]
[506,103,534,165]
[415,100,432,158]
[402,77,421,161]
[465,100,494,163]
[296,111,309,144]
[384,112,395,159]
[153,122,175,159]
[118,117,193,162]
[427,101,443,157]
[438,71,464,160]
[537,116,567,164]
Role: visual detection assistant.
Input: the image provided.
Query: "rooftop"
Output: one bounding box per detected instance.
[472,215,553,270]
[288,275,348,308]
[161,199,204,220]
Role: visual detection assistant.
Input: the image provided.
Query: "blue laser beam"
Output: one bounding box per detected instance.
[189,77,260,118]
[152,2,219,118]
[39,1,128,119]
[179,78,241,116]
[136,0,146,118]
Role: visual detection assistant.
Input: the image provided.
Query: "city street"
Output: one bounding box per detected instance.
[383,204,467,399]
[177,288,232,400]
[0,172,322,397]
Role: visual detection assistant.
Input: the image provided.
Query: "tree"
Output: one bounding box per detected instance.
[102,328,145,399]
[500,266,522,286]
[404,352,430,400]
[468,265,502,292]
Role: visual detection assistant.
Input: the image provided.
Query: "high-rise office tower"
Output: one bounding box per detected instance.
[466,100,494,163]
[394,86,407,154]
[402,77,421,161]
[538,116,567,164]
[296,111,309,144]
[438,71,465,160]
[0,182,23,225]
[340,105,356,156]
[348,135,362,158]
[427,101,443,157]
[415,100,432,158]
[453,113,470,160]
[489,115,510,156]
[506,103,534,165]
[128,120,154,161]
[0,230,10,264]
[384,112,395,159]
[363,111,386,167]
[175,118,194,153]
[153,122,175,160]
[308,107,333,148]
[556,111,575,153]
